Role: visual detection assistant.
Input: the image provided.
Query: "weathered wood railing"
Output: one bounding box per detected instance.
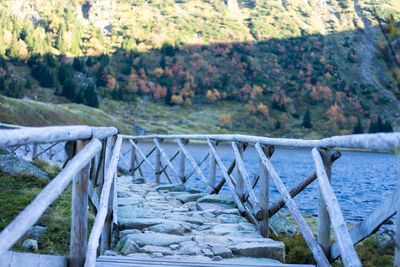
[120,133,400,267]
[0,125,120,267]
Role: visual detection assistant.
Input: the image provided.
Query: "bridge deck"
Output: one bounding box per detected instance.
[106,176,297,266]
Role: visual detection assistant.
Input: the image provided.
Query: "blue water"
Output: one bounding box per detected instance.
[120,141,399,224]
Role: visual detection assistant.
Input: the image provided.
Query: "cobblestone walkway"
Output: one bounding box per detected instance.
[109,176,286,265]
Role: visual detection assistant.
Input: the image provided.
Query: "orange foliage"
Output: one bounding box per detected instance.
[325,103,346,125]
[219,114,233,127]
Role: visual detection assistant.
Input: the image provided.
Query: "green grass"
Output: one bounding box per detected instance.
[0,160,87,256]
[275,213,394,266]
[0,95,133,134]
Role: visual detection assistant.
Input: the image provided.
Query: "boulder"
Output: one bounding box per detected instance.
[270,213,297,235]
[21,239,38,252]
[26,225,47,239]
[0,155,49,182]
[229,241,285,262]
[156,184,185,193]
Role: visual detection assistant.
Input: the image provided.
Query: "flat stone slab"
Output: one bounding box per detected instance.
[156,184,186,192]
[229,241,285,262]
[197,195,236,206]
[118,233,191,247]
[119,218,173,230]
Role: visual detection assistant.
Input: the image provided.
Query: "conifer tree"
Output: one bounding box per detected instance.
[62,79,77,101]
[302,109,312,129]
[352,118,363,134]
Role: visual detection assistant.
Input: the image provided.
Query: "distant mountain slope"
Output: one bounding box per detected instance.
[0,0,399,136]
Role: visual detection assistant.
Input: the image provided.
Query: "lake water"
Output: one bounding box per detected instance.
[120,141,400,224]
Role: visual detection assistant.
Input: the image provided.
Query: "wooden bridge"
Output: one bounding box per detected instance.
[0,123,399,267]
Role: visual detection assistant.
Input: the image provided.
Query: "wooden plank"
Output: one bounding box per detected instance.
[154,139,179,183]
[70,140,90,267]
[311,148,361,267]
[120,133,400,152]
[232,142,262,216]
[129,140,155,170]
[0,139,101,256]
[0,251,68,267]
[330,188,400,259]
[177,139,213,191]
[255,143,330,267]
[85,136,123,267]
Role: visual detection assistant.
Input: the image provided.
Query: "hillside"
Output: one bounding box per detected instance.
[0,0,399,136]
[0,95,133,133]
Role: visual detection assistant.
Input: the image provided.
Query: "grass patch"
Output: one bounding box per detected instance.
[275,232,394,266]
[0,170,72,255]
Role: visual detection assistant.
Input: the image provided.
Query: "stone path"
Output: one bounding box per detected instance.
[109,176,286,265]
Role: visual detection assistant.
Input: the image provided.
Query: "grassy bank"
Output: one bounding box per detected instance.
[276,214,394,266]
[0,95,133,134]
[0,161,72,255]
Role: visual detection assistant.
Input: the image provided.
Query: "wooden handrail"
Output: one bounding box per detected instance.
[85,136,122,267]
[120,133,400,152]
[0,138,102,256]
[0,126,117,148]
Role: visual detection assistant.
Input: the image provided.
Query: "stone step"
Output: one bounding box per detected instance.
[97,256,315,267]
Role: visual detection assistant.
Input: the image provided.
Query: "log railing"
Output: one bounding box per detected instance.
[120,133,400,267]
[0,124,399,267]
[0,125,120,267]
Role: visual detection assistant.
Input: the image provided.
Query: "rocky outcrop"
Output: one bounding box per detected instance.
[0,155,49,182]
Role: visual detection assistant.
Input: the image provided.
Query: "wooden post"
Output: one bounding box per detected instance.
[209,141,217,188]
[100,136,116,254]
[235,142,244,201]
[317,148,339,262]
[32,143,38,160]
[259,145,274,238]
[395,193,400,266]
[130,142,136,177]
[155,145,161,184]
[70,140,90,267]
[179,139,187,183]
